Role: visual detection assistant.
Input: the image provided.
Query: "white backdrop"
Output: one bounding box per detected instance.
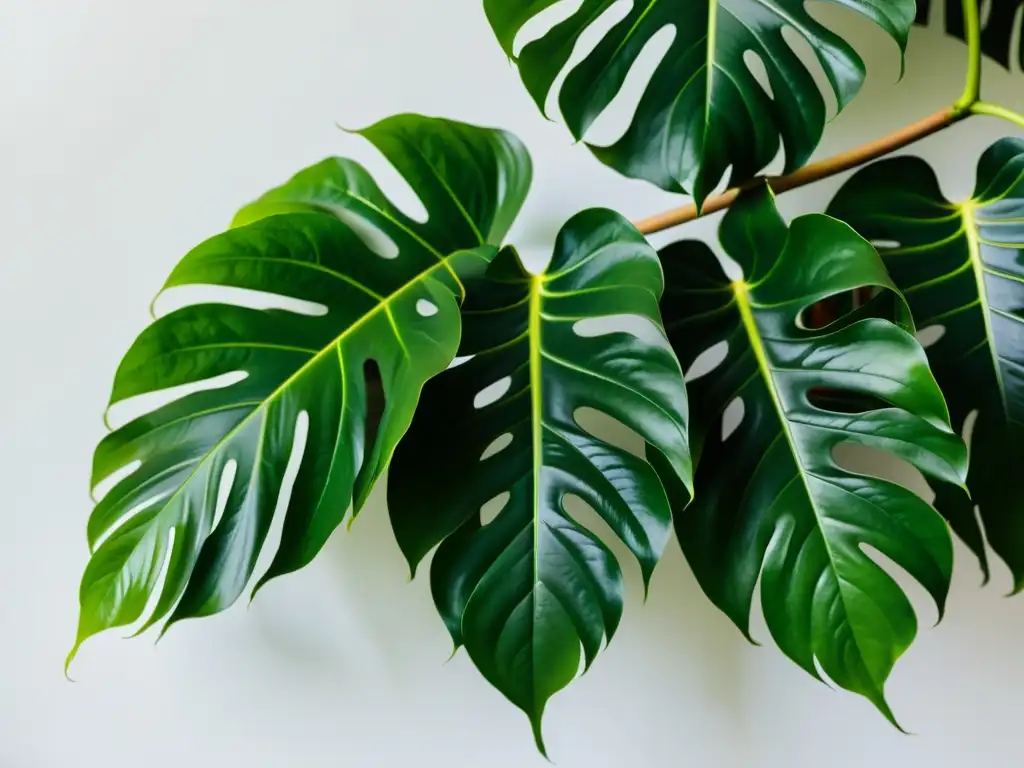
[3,2,1024,766]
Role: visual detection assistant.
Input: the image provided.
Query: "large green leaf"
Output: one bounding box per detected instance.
[388,209,692,752]
[828,138,1024,589]
[657,185,967,721]
[69,115,531,667]
[485,0,914,207]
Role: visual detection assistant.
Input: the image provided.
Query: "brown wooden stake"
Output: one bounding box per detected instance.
[633,107,965,236]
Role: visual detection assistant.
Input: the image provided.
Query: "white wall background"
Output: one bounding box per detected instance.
[3,1,1024,766]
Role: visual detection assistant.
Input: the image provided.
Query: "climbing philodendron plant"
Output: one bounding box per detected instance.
[71,0,1024,756]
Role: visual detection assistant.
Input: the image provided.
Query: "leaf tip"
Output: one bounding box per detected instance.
[641,540,675,600]
[1005,576,1024,598]
[530,715,551,762]
[868,686,907,733]
[352,482,374,523]
[249,576,270,606]
[405,558,420,583]
[128,614,162,640]
[732,618,760,648]
[346,499,367,531]
[888,712,911,736]
[63,644,81,682]
[154,618,177,646]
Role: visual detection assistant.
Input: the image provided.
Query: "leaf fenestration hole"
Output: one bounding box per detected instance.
[573,314,668,347]
[416,299,439,317]
[90,491,172,552]
[871,239,902,251]
[962,408,979,460]
[254,411,311,588]
[446,354,474,371]
[780,25,837,119]
[358,148,429,225]
[334,210,400,260]
[574,406,645,459]
[577,21,676,147]
[686,340,729,382]
[480,491,511,525]
[211,460,238,535]
[721,397,745,442]
[363,361,385,456]
[279,412,310,513]
[130,527,176,637]
[797,288,867,330]
[512,0,584,56]
[92,460,142,503]
[916,324,946,348]
[474,376,513,409]
[833,441,934,503]
[807,388,891,414]
[980,0,994,25]
[743,50,774,100]
[860,542,938,627]
[540,0,633,123]
[106,371,250,430]
[562,493,627,604]
[155,285,328,318]
[481,433,514,461]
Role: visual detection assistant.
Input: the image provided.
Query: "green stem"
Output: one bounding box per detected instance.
[971,101,1024,129]
[955,0,982,110]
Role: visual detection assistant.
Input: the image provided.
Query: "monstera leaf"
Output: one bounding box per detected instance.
[388,209,692,751]
[657,185,967,720]
[69,115,531,666]
[485,0,914,207]
[828,138,1024,589]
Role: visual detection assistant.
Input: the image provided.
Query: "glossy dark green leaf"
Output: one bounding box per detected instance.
[485,0,913,207]
[657,184,967,722]
[828,138,1024,589]
[388,209,692,752]
[69,115,532,668]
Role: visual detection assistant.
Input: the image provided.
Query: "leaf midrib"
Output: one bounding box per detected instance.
[703,0,717,153]
[527,273,544,714]
[962,203,1010,417]
[733,281,866,660]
